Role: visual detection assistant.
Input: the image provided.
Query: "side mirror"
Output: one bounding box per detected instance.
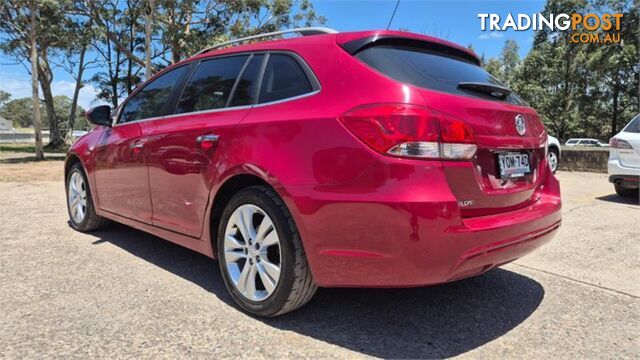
[86,105,112,127]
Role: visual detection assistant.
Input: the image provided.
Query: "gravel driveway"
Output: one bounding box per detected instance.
[0,158,638,358]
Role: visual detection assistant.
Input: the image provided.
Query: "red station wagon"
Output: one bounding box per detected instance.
[66,28,562,317]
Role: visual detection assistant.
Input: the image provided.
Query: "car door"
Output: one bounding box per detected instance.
[145,54,263,237]
[93,65,190,223]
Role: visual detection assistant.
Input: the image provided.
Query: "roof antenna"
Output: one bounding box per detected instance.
[386,0,400,30]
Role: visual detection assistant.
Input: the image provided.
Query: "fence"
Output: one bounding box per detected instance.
[558,147,609,173]
[0,131,51,143]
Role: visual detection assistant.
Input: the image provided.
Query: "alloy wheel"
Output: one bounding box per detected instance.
[223,204,282,302]
[68,171,87,224]
[548,152,558,172]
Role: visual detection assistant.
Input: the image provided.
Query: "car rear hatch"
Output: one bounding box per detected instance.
[615,116,640,168]
[342,33,548,216]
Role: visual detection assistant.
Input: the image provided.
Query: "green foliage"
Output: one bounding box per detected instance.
[484,0,639,140]
[84,0,326,106]
[0,90,10,107]
[0,98,34,128]
[0,96,86,130]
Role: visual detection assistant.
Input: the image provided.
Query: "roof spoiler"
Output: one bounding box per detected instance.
[340,35,481,66]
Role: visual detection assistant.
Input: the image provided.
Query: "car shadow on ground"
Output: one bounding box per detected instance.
[88,223,545,358]
[596,194,640,206]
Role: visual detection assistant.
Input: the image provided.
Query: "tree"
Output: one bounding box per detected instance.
[59,8,99,137]
[0,0,44,158]
[482,40,520,87]
[1,98,34,128]
[0,90,10,107]
[584,0,639,137]
[484,58,503,80]
[512,0,591,140]
[0,0,74,149]
[29,0,43,160]
[500,40,520,86]
[1,96,86,130]
[83,0,325,106]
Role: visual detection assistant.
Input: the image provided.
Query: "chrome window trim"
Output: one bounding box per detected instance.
[112,90,320,127]
[253,89,320,108]
[159,104,254,121]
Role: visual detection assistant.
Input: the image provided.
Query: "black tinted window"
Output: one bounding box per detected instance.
[623,115,640,133]
[120,66,188,123]
[355,45,526,105]
[176,56,248,114]
[259,54,312,103]
[230,54,264,107]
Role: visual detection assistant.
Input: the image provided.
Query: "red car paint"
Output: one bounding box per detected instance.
[67,30,561,287]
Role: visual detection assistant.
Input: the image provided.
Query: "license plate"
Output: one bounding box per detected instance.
[497,153,531,178]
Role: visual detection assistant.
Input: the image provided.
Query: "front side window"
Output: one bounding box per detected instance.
[120,66,189,123]
[258,54,313,104]
[176,55,249,114]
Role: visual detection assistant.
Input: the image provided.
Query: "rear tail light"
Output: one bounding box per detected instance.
[610,137,632,149]
[339,104,477,160]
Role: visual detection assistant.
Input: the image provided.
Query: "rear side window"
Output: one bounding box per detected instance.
[177,55,249,114]
[259,54,313,104]
[230,54,264,107]
[566,140,578,145]
[355,44,526,105]
[623,115,640,133]
[120,65,189,123]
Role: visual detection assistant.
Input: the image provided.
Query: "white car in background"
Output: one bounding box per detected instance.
[608,114,640,198]
[565,138,609,147]
[547,135,561,173]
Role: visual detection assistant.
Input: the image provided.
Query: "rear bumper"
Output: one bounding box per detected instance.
[608,159,640,189]
[609,174,640,189]
[281,163,562,287]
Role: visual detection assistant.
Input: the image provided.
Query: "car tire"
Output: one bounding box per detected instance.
[217,186,317,317]
[66,163,110,232]
[614,184,639,198]
[548,148,559,174]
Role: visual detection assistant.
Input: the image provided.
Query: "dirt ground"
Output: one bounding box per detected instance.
[0,147,65,182]
[0,152,638,358]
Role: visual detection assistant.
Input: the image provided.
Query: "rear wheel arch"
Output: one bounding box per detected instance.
[209,174,280,257]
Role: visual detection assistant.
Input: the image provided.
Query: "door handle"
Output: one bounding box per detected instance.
[196,134,220,149]
[130,141,145,153]
[196,134,220,143]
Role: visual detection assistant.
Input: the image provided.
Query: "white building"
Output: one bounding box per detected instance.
[0,115,13,131]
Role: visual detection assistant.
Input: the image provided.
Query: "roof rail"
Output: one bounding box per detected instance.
[193,27,339,56]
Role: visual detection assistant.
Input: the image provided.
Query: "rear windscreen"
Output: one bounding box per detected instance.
[623,115,640,133]
[355,44,526,105]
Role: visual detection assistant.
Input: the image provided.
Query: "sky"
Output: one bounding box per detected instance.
[0,0,546,110]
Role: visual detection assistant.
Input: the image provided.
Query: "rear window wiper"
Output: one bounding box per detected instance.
[458,82,512,100]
